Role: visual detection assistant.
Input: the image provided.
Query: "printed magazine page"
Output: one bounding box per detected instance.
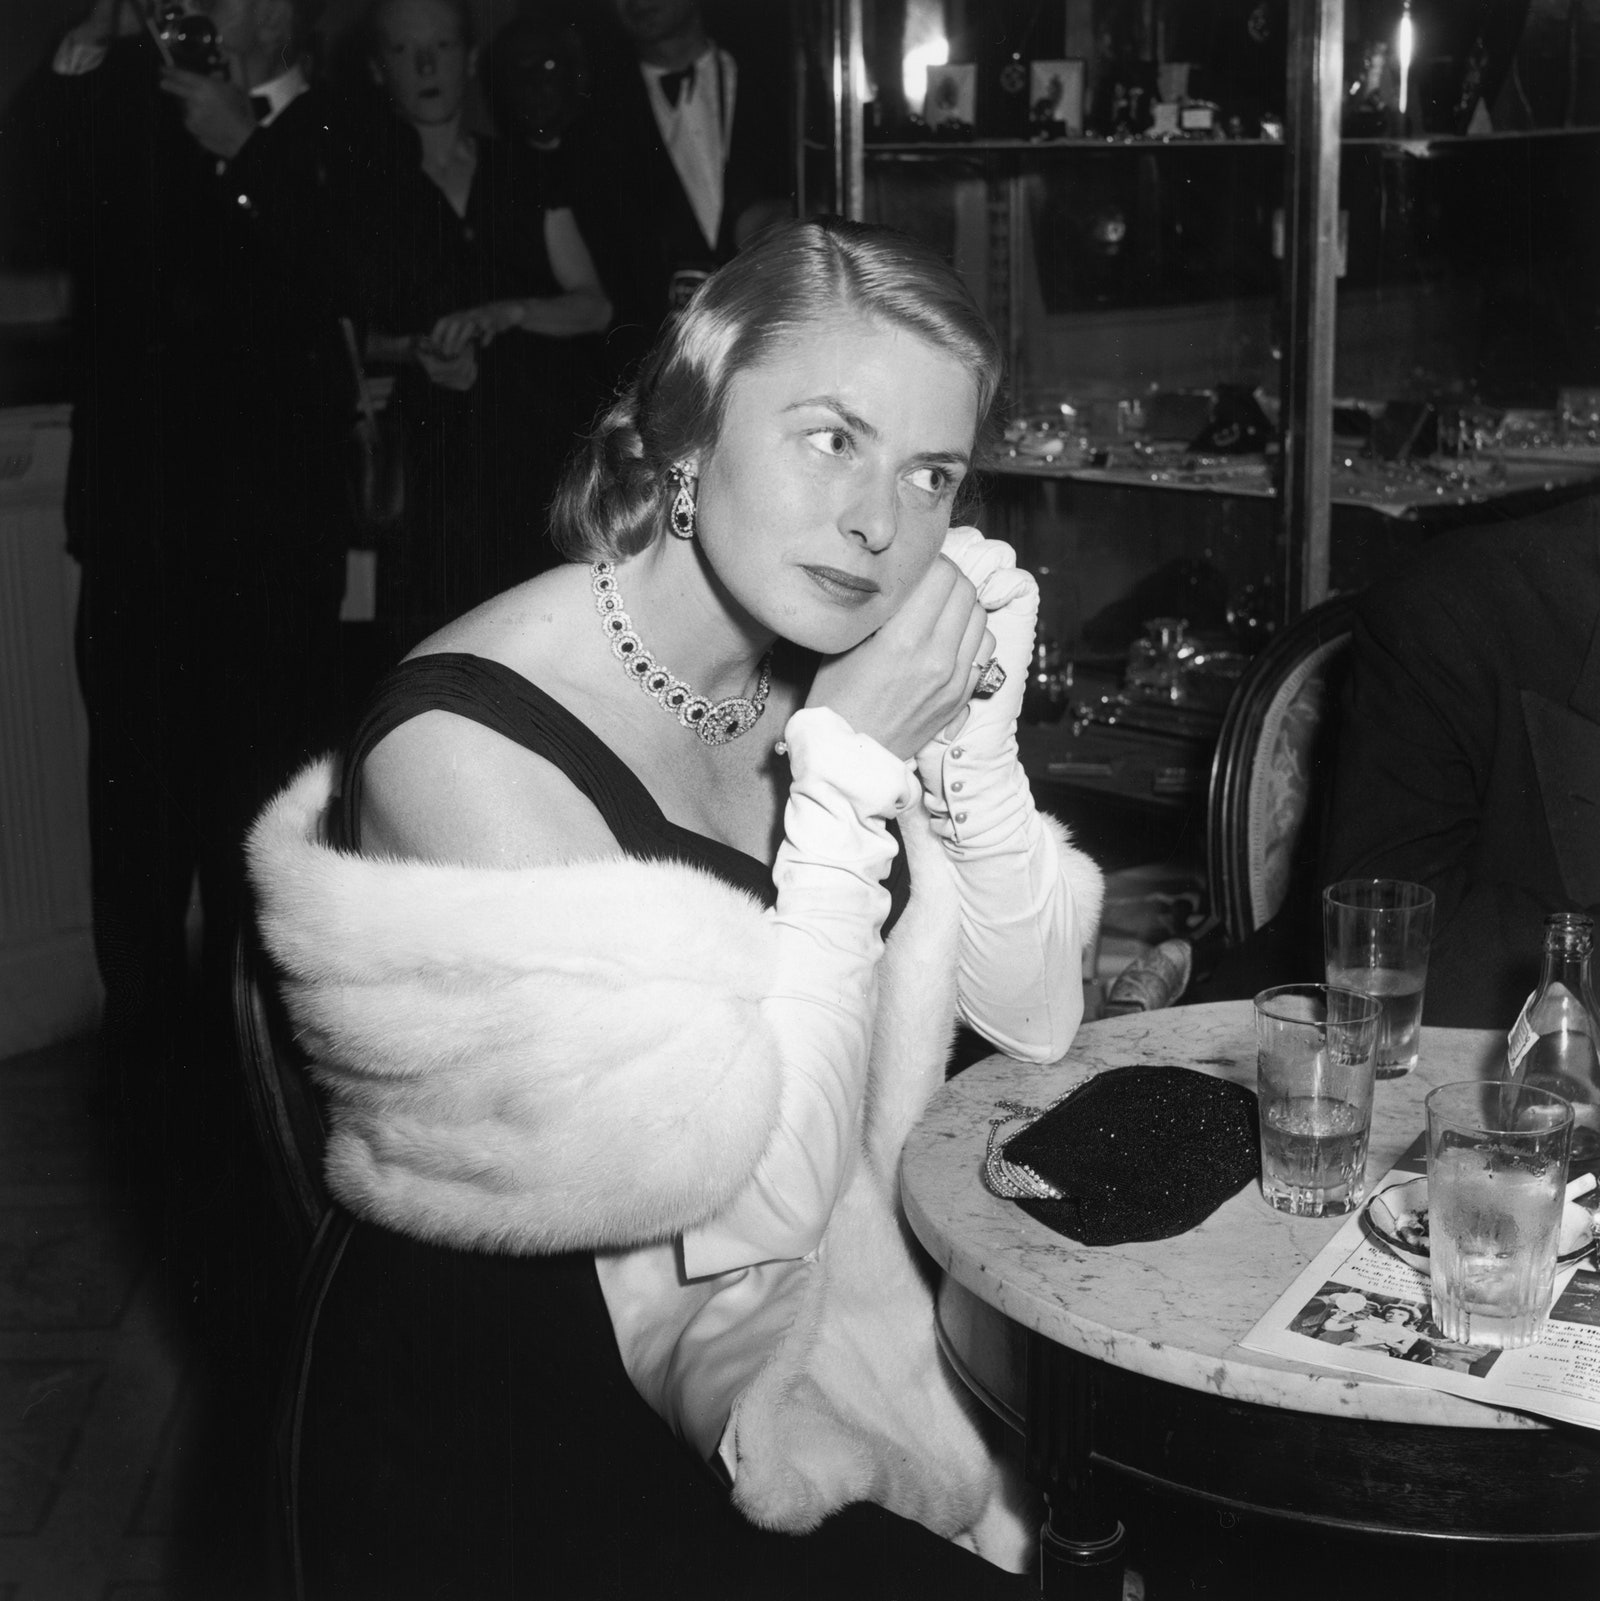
[1241,1137,1600,1431]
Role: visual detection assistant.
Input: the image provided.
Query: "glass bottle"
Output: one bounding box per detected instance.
[1508,912,1600,1169]
[1125,618,1188,703]
[1021,636,1070,725]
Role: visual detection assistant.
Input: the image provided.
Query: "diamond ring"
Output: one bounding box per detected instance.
[973,658,1007,699]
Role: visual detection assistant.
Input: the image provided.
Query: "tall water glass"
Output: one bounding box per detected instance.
[1323,878,1435,1078]
[1425,1081,1573,1349]
[1254,984,1382,1217]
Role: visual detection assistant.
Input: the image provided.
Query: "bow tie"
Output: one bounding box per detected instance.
[658,62,695,108]
[249,92,272,121]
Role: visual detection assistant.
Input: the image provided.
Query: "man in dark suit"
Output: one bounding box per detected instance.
[566,0,790,378]
[52,0,354,1078]
[1321,494,1600,1028]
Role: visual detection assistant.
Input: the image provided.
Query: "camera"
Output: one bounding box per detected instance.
[153,2,224,75]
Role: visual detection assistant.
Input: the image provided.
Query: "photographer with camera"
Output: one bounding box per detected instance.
[58,0,321,154]
[50,0,355,1188]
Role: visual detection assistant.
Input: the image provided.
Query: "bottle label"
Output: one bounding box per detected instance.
[1507,999,1538,1073]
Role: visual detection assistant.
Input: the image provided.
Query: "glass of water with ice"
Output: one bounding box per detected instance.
[1425,1080,1573,1349]
[1254,983,1382,1217]
[1323,879,1435,1079]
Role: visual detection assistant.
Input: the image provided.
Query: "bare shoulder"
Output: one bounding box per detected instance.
[359,711,620,869]
[359,569,621,869]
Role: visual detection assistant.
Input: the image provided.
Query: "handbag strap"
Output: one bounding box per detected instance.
[982,1099,1062,1200]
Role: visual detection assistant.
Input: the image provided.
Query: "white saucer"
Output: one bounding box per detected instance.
[1362,1173,1598,1273]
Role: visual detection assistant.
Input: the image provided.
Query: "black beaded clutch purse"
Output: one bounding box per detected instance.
[983,1064,1260,1246]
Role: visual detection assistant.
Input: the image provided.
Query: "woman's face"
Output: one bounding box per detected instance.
[690,314,981,656]
[372,0,473,127]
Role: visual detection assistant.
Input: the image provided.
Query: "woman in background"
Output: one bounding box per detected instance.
[251,218,1103,1598]
[356,0,611,654]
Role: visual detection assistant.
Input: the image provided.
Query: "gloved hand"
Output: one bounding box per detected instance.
[915,526,1036,852]
[933,524,1036,750]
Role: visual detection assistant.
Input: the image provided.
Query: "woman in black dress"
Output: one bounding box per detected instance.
[250,218,1105,1598]
[357,0,611,653]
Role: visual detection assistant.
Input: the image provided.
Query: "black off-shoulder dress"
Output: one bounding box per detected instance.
[287,654,1027,1600]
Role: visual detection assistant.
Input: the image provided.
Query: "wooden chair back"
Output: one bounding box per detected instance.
[231,920,330,1269]
[1205,594,1358,947]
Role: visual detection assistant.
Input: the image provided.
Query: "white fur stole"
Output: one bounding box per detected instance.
[247,756,1038,1570]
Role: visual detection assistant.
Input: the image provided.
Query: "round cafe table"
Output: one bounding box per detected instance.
[900,1001,1600,1599]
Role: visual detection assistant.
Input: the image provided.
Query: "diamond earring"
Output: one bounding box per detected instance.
[667,464,696,540]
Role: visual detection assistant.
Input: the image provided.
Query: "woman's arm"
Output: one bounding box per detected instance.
[913,530,1104,1064]
[426,208,611,355]
[364,328,479,391]
[686,559,1011,1272]
[679,709,918,1276]
[538,206,612,332]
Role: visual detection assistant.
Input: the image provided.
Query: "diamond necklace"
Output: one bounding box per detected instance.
[590,560,773,746]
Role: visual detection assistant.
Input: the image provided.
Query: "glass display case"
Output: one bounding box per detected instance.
[801,0,1600,818]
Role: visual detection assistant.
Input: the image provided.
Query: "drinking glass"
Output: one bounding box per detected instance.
[1323,878,1435,1078]
[1425,1081,1573,1349]
[1254,984,1382,1217]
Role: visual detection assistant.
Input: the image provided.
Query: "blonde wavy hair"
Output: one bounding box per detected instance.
[550,217,1004,563]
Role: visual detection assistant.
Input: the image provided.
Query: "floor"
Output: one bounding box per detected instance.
[0,1033,280,1601]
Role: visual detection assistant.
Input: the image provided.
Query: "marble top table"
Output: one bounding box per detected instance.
[902,1001,1600,1598]
[902,998,1529,1432]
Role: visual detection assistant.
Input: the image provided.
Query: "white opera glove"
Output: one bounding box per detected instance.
[682,707,919,1279]
[915,527,1100,1062]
